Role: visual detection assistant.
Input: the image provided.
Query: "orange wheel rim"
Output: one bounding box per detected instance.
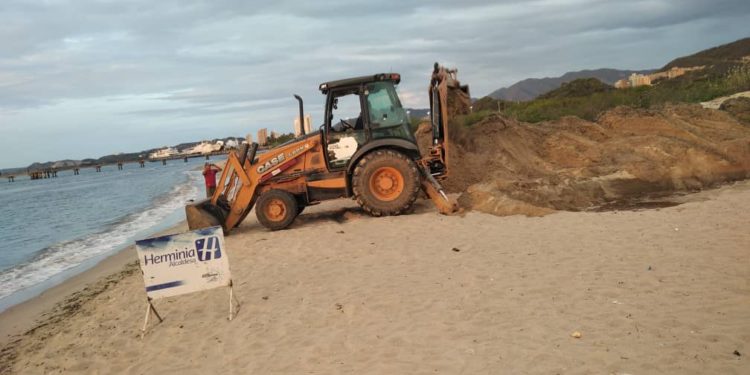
[369,166,404,202]
[264,198,286,221]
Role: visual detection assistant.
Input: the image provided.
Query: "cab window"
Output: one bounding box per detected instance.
[366,82,412,140]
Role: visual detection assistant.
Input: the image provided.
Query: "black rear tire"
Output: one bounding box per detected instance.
[255,190,298,230]
[352,149,421,217]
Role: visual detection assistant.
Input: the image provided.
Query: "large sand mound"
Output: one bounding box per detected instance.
[418,104,750,216]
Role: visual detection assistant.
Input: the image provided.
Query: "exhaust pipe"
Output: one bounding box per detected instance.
[247,142,258,165]
[294,94,305,136]
[237,142,250,166]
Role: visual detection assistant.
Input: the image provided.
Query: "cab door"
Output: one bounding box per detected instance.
[323,86,369,170]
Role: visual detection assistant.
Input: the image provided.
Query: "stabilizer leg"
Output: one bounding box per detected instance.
[420,169,458,215]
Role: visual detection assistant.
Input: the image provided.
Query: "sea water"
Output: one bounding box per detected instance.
[0,157,222,312]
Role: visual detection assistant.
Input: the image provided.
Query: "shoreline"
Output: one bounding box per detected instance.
[0,221,188,346]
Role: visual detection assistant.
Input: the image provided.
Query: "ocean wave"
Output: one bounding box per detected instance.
[0,171,201,301]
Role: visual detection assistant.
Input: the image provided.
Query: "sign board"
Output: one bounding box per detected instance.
[136,226,231,300]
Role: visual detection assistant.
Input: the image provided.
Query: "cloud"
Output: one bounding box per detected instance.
[1,0,749,167]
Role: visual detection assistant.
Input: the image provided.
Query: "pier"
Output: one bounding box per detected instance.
[7,151,229,182]
[29,169,58,180]
[148,150,227,164]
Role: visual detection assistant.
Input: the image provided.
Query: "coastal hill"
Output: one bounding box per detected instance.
[487,68,654,102]
[470,36,750,123]
[484,37,750,102]
[662,37,750,71]
[535,77,613,99]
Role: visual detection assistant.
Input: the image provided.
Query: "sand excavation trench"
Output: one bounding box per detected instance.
[417,104,750,217]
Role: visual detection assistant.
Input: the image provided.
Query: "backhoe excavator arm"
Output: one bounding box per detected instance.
[419,63,471,214]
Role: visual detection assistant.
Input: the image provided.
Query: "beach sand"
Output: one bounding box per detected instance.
[2,182,749,374]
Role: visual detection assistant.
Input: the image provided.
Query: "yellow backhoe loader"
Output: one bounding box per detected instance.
[186,63,470,233]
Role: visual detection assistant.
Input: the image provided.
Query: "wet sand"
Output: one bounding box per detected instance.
[0,223,187,344]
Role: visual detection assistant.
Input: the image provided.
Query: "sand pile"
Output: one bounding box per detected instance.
[423,104,750,216]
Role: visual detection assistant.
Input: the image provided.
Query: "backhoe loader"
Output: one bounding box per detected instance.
[186,63,470,233]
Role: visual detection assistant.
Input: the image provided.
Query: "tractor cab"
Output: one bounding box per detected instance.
[319,73,416,170]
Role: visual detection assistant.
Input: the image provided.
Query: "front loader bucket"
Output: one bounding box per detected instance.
[186,199,228,231]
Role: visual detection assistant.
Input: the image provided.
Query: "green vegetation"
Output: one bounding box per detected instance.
[472,96,511,112]
[471,64,750,124]
[409,116,424,133]
[455,110,496,127]
[537,78,613,99]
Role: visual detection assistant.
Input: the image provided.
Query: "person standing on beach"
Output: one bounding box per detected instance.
[202,162,222,198]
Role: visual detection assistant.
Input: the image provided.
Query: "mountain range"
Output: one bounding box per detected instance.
[487,68,654,102]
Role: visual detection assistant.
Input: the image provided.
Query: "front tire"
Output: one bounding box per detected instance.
[352,149,421,217]
[255,190,299,230]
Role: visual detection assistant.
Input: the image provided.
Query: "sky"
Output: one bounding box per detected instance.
[1,0,749,168]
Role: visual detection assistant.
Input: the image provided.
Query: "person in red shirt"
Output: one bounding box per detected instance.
[202,163,223,198]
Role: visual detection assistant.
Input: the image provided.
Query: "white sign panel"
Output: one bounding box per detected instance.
[136,226,231,299]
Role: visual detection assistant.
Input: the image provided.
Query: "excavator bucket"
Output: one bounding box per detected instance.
[186,199,228,231]
[186,143,258,233]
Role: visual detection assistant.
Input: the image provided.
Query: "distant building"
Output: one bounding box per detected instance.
[616,66,704,89]
[182,141,222,155]
[648,66,703,81]
[149,147,179,159]
[614,79,629,89]
[257,128,268,146]
[270,131,280,140]
[629,73,651,87]
[294,114,312,137]
[245,133,253,145]
[667,67,685,79]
